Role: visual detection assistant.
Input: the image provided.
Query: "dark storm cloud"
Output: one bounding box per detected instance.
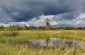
[0,0,85,23]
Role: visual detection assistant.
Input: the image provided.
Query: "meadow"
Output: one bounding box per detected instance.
[0,30,85,55]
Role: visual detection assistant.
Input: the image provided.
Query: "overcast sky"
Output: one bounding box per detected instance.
[0,0,85,27]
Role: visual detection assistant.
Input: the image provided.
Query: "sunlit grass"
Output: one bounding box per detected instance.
[0,30,85,43]
[0,44,85,55]
[0,30,85,55]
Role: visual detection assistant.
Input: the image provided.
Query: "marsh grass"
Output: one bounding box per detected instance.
[0,30,85,43]
[0,44,85,55]
[0,30,85,55]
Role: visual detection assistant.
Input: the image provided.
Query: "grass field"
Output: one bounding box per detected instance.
[0,30,85,55]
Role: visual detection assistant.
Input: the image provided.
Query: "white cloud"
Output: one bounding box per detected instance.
[0,23,10,27]
[1,13,85,27]
[39,14,54,20]
[73,13,85,27]
[74,21,82,26]
[77,13,85,19]
[50,21,58,25]
[27,15,54,27]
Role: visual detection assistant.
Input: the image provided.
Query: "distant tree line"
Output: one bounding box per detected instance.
[51,27,85,30]
[0,25,85,30]
[0,25,45,31]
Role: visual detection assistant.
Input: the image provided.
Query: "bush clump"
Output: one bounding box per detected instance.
[2,31,18,37]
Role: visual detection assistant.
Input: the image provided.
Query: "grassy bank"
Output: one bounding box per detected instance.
[0,30,85,43]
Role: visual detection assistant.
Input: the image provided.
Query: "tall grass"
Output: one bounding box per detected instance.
[0,30,85,55]
[0,30,85,43]
[0,44,85,55]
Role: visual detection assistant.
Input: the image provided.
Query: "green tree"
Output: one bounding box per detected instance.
[45,18,50,28]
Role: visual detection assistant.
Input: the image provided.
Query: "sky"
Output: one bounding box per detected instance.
[0,0,85,27]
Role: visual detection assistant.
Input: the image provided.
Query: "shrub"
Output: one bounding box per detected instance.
[2,31,18,37]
